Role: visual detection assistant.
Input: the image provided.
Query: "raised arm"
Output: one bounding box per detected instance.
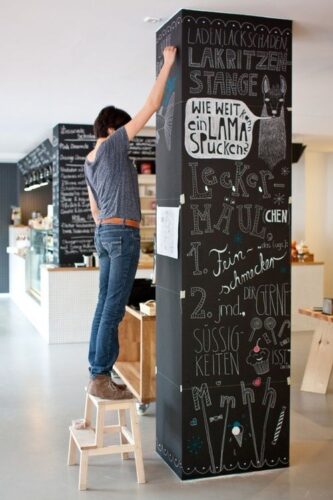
[124,46,177,141]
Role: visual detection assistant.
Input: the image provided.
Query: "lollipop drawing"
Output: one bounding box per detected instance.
[272,406,287,445]
[278,319,291,344]
[249,317,263,342]
[246,339,270,375]
[264,317,277,345]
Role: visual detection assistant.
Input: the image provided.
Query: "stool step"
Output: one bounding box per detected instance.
[69,426,97,450]
[88,393,135,408]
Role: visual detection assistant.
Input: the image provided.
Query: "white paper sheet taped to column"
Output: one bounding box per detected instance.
[156,206,180,259]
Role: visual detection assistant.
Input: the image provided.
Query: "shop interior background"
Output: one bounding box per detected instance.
[0,0,332,296]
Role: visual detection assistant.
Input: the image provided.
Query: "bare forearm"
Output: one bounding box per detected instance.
[146,62,174,112]
[124,46,177,141]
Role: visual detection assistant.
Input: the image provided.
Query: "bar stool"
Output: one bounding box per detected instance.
[68,392,146,490]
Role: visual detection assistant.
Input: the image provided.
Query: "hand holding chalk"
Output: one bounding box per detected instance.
[163,46,177,68]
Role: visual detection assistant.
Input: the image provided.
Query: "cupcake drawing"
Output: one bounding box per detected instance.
[246,340,270,375]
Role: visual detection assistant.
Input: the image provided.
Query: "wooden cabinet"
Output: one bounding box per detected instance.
[114,306,156,403]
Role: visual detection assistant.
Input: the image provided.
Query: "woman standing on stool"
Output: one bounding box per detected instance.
[84,46,176,400]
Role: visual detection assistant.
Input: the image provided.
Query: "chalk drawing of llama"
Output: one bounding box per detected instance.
[258,75,287,169]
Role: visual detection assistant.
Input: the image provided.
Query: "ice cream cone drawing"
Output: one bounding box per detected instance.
[219,395,236,470]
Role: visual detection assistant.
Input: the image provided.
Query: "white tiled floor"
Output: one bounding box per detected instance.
[0,296,332,499]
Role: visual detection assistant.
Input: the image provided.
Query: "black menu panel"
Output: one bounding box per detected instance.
[156,10,292,480]
[17,139,53,174]
[128,135,156,161]
[52,124,95,266]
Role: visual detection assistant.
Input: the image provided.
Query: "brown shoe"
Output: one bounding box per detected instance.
[87,375,127,392]
[111,378,127,391]
[88,375,133,400]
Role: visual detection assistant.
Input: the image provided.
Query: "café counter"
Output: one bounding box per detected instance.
[8,227,154,344]
[8,228,324,341]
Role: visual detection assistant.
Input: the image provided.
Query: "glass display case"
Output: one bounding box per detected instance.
[26,228,53,300]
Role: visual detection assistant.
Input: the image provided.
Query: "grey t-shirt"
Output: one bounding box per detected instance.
[84,127,141,221]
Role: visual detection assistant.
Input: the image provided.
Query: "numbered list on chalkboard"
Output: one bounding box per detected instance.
[156,9,292,481]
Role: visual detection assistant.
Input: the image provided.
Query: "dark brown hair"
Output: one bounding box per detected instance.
[93,106,131,138]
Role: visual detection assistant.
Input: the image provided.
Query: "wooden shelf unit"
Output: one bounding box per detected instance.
[114,306,156,403]
[138,174,156,249]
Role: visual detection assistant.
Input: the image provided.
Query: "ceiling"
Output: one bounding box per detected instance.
[1,0,333,162]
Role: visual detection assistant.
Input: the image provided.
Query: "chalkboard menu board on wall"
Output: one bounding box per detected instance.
[156,10,292,480]
[17,139,53,175]
[52,124,95,266]
[128,135,156,174]
[128,136,155,161]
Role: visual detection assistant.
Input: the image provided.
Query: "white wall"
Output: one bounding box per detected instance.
[292,150,333,297]
[291,155,305,241]
[324,154,333,296]
[305,151,327,261]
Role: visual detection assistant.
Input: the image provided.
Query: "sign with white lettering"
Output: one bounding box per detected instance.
[156,9,292,481]
[185,98,263,159]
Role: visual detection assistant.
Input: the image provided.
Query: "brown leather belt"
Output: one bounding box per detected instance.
[99,217,140,229]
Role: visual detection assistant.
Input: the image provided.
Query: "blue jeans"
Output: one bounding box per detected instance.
[88,224,140,377]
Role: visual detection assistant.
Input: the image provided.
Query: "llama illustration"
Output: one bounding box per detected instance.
[258,75,287,169]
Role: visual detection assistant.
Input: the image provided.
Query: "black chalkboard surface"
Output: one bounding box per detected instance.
[128,135,155,161]
[156,10,292,480]
[18,139,53,175]
[128,135,156,174]
[52,127,157,265]
[52,124,95,266]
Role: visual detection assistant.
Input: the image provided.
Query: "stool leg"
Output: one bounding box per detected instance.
[95,405,105,448]
[78,450,89,490]
[118,409,129,460]
[84,393,93,428]
[67,432,77,465]
[129,403,146,484]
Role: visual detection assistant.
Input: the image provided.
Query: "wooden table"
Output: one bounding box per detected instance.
[299,308,333,394]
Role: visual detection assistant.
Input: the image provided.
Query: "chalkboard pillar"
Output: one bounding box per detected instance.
[52,124,96,266]
[156,10,292,480]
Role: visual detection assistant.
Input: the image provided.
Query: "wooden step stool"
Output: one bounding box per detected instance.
[67,392,146,490]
